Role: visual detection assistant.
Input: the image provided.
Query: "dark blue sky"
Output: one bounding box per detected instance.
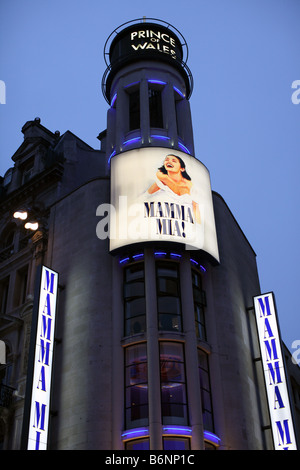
[0,0,299,353]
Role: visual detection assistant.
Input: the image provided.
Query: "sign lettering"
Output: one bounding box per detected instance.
[27,266,58,450]
[254,293,297,450]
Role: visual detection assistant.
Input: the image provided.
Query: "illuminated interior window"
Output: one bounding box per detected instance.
[192,269,207,340]
[125,343,148,429]
[149,86,163,128]
[156,261,182,332]
[198,349,214,432]
[125,438,150,450]
[123,262,146,336]
[163,437,190,450]
[160,342,188,425]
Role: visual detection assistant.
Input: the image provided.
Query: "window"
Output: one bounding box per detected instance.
[125,438,150,450]
[160,342,188,425]
[125,343,148,429]
[149,87,163,128]
[192,269,207,340]
[0,277,9,314]
[129,89,140,131]
[198,349,214,432]
[163,437,190,450]
[22,157,35,184]
[156,262,182,332]
[13,265,28,308]
[124,262,146,336]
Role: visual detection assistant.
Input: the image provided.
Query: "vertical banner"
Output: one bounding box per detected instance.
[254,292,297,450]
[21,265,59,450]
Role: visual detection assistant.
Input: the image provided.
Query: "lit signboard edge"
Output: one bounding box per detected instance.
[253,291,297,450]
[21,265,59,450]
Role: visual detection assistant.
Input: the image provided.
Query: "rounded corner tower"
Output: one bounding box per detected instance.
[102,18,195,161]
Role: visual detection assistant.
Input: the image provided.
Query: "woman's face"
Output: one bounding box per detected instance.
[163,155,183,174]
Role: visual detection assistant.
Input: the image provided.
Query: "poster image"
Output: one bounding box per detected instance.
[109,147,219,261]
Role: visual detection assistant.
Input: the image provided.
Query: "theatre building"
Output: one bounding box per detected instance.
[0,18,300,451]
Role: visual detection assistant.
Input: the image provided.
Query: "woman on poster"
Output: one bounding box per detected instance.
[147,154,201,224]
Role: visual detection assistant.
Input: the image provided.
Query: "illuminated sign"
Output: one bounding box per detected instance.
[109,23,183,66]
[25,266,59,450]
[254,292,297,450]
[106,147,219,261]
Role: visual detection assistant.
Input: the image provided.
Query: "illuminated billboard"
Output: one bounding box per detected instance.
[109,147,219,261]
[23,266,59,450]
[254,292,297,450]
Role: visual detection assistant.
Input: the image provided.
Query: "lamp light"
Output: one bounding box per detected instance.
[13,210,28,220]
[24,222,39,231]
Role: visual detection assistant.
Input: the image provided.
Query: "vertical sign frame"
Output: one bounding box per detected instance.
[254,292,297,450]
[21,265,59,450]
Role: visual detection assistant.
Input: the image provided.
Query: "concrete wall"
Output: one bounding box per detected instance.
[207,192,273,449]
[47,177,112,449]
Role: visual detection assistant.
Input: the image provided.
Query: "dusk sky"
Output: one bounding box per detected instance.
[0,0,299,355]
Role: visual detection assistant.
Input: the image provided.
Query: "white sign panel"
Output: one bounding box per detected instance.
[27,266,58,450]
[109,147,219,261]
[254,292,297,450]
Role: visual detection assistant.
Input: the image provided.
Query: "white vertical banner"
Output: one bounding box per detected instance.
[254,292,297,450]
[27,266,59,450]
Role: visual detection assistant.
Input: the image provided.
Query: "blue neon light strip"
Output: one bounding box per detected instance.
[163,426,192,436]
[119,257,130,264]
[148,80,166,85]
[173,86,185,98]
[124,81,140,89]
[151,135,170,141]
[170,253,181,258]
[123,136,142,146]
[191,259,206,273]
[154,252,167,257]
[178,141,191,154]
[108,149,116,166]
[203,430,221,446]
[133,253,144,259]
[122,428,149,440]
[111,93,117,107]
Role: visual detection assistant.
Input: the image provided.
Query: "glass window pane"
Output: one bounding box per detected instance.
[126,343,147,365]
[125,404,148,427]
[157,278,179,295]
[149,88,163,128]
[158,296,180,314]
[129,90,140,131]
[163,438,190,450]
[161,404,188,423]
[161,383,186,404]
[192,270,202,288]
[160,361,185,383]
[125,263,144,282]
[160,342,183,359]
[157,263,178,278]
[126,438,150,450]
[126,362,148,386]
[125,297,146,318]
[125,316,146,336]
[124,280,145,298]
[126,385,148,406]
[159,313,181,332]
